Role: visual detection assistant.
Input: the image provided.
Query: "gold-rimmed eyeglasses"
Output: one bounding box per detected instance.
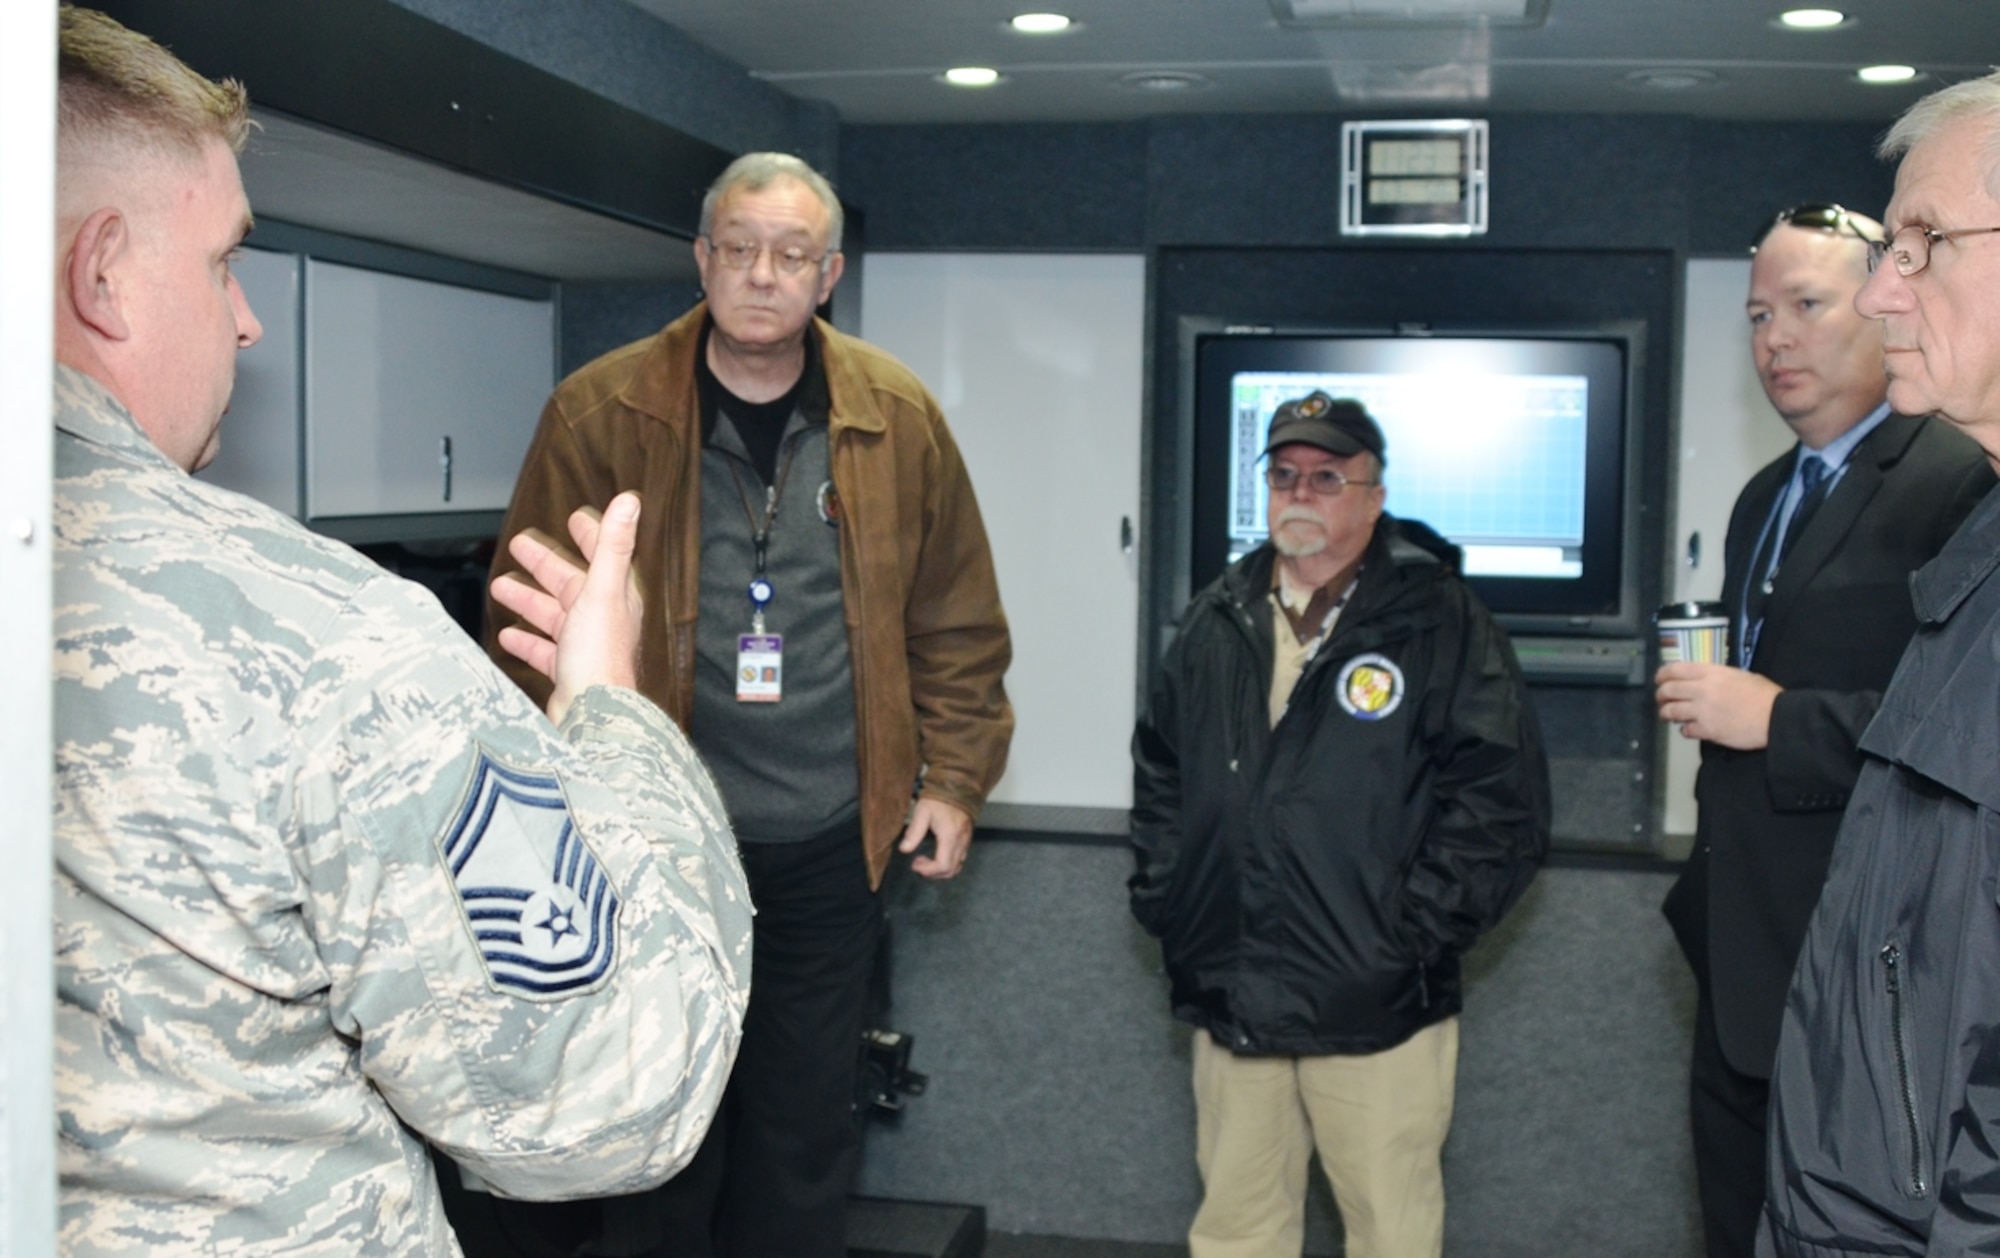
[1265,465,1378,497]
[702,236,829,276]
[1866,223,2000,277]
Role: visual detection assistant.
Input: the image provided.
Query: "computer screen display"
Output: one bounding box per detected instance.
[1223,368,1589,579]
[1192,330,1637,631]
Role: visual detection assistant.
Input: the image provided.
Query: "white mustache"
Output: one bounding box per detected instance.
[1273,506,1327,556]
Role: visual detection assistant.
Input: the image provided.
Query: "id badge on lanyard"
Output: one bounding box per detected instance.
[731,438,806,703]
[738,576,782,702]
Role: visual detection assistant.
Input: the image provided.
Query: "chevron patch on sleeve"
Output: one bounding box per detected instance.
[441,750,622,998]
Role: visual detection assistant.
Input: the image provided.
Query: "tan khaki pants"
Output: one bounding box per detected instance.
[1188,1018,1459,1258]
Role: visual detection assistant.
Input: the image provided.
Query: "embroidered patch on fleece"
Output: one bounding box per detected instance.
[1336,653,1405,721]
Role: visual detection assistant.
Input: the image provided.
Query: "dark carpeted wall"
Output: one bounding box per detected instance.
[1152,243,1679,848]
[384,0,833,383]
[837,114,1894,255]
[385,0,839,177]
[833,113,1892,1250]
[529,96,1888,1255]
[838,111,1895,852]
[254,7,1896,1243]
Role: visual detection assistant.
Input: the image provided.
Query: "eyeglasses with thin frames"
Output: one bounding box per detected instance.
[702,236,829,276]
[1751,203,1883,254]
[1866,223,2000,277]
[1265,465,1378,497]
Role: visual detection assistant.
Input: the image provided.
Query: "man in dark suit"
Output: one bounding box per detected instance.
[1656,203,1994,1258]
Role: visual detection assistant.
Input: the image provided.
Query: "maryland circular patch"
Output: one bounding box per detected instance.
[1336,653,1404,720]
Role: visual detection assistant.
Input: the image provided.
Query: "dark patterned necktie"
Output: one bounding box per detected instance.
[1741,455,1832,666]
[1777,455,1830,562]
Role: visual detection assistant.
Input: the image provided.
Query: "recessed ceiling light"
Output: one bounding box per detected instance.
[1858,64,1919,84]
[1778,8,1847,29]
[1010,13,1072,34]
[1116,70,1212,93]
[942,66,1002,88]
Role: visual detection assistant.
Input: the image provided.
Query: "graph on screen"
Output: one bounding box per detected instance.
[1229,370,1589,578]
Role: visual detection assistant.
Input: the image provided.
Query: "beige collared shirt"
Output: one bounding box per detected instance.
[1268,565,1358,727]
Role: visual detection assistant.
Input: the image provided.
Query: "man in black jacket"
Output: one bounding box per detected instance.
[1655,204,1992,1258]
[1130,392,1549,1258]
[1762,70,2000,1258]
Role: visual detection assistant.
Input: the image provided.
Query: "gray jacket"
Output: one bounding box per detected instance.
[1763,481,2000,1257]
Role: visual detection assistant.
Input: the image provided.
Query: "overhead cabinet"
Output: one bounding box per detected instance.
[304,259,554,518]
[206,247,303,516]
[201,246,555,527]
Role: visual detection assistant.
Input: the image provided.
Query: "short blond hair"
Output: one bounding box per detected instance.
[58,6,249,163]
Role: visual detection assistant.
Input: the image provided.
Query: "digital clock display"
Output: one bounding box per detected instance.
[1367,177,1463,206]
[1342,120,1488,237]
[1367,138,1463,178]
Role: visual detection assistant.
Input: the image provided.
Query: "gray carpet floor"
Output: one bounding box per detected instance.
[983,1237,1184,1258]
[983,1236,1334,1258]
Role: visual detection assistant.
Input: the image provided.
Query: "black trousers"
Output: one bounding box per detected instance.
[653,825,882,1258]
[449,826,881,1258]
[1689,988,1770,1258]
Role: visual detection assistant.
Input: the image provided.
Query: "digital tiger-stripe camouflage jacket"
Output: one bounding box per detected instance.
[52,366,752,1257]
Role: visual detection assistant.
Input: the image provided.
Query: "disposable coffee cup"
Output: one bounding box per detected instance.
[1656,600,1729,666]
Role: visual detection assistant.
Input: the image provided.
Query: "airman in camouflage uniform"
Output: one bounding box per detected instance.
[51,9,751,1255]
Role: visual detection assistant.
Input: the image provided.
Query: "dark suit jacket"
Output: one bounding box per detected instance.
[1663,413,1993,1078]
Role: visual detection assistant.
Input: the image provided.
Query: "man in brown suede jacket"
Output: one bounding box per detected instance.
[480,152,1013,1258]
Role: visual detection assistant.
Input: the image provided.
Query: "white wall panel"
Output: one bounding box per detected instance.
[4,4,55,1250]
[863,253,1146,817]
[1664,259,1794,836]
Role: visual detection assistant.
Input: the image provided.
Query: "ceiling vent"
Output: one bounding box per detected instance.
[1271,0,1549,27]
[1332,60,1492,103]
[1117,70,1213,93]
[1621,67,1720,92]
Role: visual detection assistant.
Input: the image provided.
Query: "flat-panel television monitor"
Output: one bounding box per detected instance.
[1190,325,1642,637]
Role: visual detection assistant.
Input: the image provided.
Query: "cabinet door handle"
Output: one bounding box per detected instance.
[439,435,453,503]
[1120,515,1134,555]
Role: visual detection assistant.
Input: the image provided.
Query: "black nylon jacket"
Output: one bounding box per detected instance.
[1762,483,2000,1258]
[1129,520,1550,1056]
